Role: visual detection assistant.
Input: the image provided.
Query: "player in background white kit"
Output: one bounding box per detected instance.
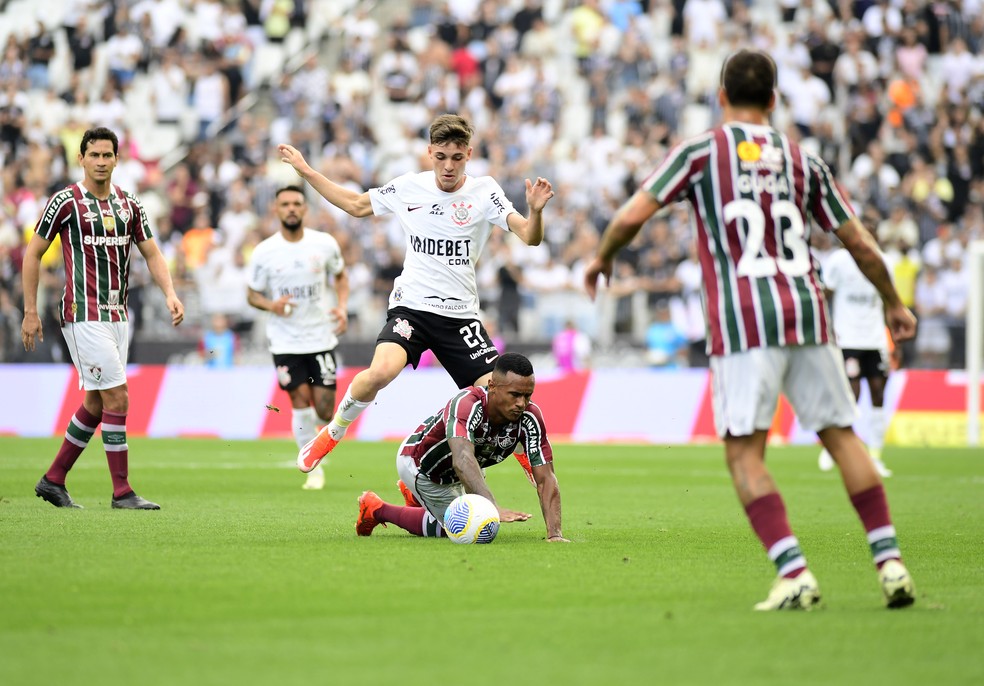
[247,186,349,490]
[278,113,554,476]
[819,237,894,477]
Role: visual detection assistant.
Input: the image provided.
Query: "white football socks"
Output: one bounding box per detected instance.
[327,390,370,440]
[292,406,318,449]
[869,406,886,453]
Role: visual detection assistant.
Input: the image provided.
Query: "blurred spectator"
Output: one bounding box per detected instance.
[192,58,230,141]
[152,49,190,125]
[645,302,687,368]
[552,319,592,373]
[877,200,919,252]
[25,21,55,91]
[105,23,143,89]
[199,312,239,367]
[166,163,200,234]
[0,0,980,371]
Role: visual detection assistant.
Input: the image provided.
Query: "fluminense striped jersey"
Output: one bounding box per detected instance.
[400,386,553,485]
[641,123,854,356]
[35,182,153,324]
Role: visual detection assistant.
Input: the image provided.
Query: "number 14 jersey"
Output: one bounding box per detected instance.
[641,123,854,356]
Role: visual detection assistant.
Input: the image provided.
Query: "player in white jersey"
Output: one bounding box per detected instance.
[247,186,349,490]
[818,240,894,477]
[278,113,555,474]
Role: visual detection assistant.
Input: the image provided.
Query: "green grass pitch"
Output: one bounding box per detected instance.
[1,438,981,686]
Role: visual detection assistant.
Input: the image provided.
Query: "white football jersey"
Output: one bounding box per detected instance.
[248,229,345,354]
[822,248,889,351]
[368,171,516,319]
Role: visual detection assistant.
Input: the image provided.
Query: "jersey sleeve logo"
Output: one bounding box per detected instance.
[451,201,473,226]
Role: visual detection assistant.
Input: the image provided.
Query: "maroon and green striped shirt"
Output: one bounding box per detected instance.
[641,123,853,356]
[400,386,553,485]
[35,182,153,324]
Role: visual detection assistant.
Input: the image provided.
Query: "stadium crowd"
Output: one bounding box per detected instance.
[0,0,981,369]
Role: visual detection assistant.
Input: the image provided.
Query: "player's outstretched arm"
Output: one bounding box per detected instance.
[585,190,662,300]
[138,238,184,326]
[533,462,568,542]
[20,234,52,351]
[278,144,374,218]
[330,269,350,334]
[450,437,532,522]
[835,218,916,343]
[507,177,555,246]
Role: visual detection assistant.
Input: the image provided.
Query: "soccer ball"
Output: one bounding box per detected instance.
[443,494,500,544]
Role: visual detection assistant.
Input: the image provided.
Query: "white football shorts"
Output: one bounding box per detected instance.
[709,343,858,439]
[396,450,466,524]
[62,321,129,391]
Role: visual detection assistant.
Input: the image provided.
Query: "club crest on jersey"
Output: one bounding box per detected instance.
[88,365,102,382]
[392,318,413,340]
[393,287,403,302]
[117,209,131,223]
[276,365,292,386]
[496,433,517,449]
[450,201,473,226]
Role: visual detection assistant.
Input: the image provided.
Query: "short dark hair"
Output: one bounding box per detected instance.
[493,352,534,379]
[80,127,119,157]
[275,185,306,199]
[429,113,473,147]
[720,49,777,110]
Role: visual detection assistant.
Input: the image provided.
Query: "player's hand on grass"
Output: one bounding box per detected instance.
[583,256,613,301]
[278,144,313,178]
[21,312,43,352]
[497,507,532,522]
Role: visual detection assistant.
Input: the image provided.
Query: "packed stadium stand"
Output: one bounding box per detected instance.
[0,0,981,369]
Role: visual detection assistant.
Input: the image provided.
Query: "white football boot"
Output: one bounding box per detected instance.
[754,570,821,611]
[879,559,916,608]
[302,464,325,490]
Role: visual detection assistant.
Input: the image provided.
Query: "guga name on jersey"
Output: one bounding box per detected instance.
[735,173,790,196]
[409,235,472,265]
[83,234,132,246]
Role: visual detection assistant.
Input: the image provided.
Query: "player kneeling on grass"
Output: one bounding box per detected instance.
[356,352,569,543]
